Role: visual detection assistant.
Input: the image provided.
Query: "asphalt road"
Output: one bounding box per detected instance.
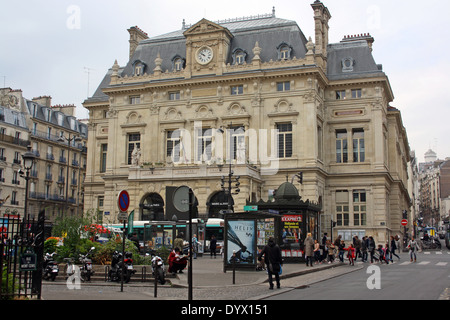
[266,249,450,300]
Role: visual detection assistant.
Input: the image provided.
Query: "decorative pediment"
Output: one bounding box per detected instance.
[183,18,232,38]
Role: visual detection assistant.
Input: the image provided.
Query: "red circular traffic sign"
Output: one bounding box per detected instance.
[401,219,408,226]
[117,190,130,212]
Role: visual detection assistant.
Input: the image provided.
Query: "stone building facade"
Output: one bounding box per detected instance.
[83,1,411,243]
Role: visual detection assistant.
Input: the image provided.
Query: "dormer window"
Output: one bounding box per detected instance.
[232,48,247,65]
[172,55,186,71]
[342,57,355,72]
[277,43,292,60]
[132,60,146,76]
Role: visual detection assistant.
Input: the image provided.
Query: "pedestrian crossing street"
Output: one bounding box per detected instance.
[355,251,450,267]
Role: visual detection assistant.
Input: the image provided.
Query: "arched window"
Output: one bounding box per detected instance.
[132,60,146,76]
[140,193,165,221]
[277,43,293,60]
[172,55,186,71]
[232,48,247,65]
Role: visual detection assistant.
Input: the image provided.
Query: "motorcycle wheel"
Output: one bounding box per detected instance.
[51,273,57,281]
[157,267,166,285]
[125,271,131,283]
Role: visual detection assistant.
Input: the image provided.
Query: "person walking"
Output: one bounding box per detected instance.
[353,236,362,261]
[174,232,184,252]
[258,237,283,289]
[389,235,400,262]
[368,236,378,263]
[407,237,419,262]
[338,240,346,262]
[346,243,355,266]
[209,235,217,258]
[304,233,314,267]
[327,240,335,263]
[361,236,368,262]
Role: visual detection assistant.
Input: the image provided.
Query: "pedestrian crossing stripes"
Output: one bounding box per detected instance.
[362,261,448,267]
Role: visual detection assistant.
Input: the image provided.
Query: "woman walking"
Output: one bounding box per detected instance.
[389,235,400,262]
[407,237,419,262]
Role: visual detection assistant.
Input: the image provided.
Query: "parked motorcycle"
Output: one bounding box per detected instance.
[422,237,442,250]
[43,252,59,281]
[150,250,166,285]
[79,247,95,282]
[108,251,135,283]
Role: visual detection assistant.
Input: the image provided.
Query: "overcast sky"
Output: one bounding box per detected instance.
[1,0,449,163]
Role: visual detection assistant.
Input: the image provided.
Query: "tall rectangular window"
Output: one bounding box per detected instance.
[352,129,365,163]
[127,133,140,165]
[353,190,367,226]
[100,144,108,172]
[229,126,245,161]
[336,130,348,163]
[277,123,292,158]
[166,130,181,162]
[196,128,213,161]
[336,190,349,226]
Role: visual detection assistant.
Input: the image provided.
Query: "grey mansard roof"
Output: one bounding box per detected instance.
[327,40,385,81]
[86,14,387,103]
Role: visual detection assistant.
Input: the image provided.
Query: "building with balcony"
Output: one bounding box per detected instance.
[0,87,88,222]
[0,88,30,218]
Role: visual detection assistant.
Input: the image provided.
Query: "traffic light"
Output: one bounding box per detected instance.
[233,176,240,195]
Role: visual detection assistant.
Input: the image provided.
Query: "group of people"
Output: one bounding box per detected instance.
[168,233,219,274]
[302,233,404,266]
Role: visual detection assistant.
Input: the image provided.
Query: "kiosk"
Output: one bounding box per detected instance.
[246,182,322,262]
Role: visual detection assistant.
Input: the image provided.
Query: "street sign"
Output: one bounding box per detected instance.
[244,205,258,212]
[118,211,128,222]
[117,190,130,212]
[401,219,408,226]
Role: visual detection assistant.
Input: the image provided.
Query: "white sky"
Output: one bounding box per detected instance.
[1,0,449,163]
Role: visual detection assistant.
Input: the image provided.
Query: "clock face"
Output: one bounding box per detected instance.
[196,46,213,65]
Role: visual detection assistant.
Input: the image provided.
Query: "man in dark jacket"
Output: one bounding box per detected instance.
[258,237,283,289]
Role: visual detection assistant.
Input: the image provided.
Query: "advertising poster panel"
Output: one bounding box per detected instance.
[226,220,256,266]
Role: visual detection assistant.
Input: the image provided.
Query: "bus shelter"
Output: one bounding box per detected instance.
[223,211,281,271]
[140,219,205,254]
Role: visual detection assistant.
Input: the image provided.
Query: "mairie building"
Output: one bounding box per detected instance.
[83,1,411,244]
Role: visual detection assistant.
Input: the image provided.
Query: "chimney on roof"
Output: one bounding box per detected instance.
[341,33,375,51]
[32,95,52,108]
[127,26,149,60]
[51,104,75,117]
[311,1,331,71]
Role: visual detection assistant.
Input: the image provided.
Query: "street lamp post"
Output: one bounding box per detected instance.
[57,133,81,213]
[21,146,36,232]
[218,123,240,214]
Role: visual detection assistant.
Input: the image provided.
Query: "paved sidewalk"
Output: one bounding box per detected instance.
[41,255,360,300]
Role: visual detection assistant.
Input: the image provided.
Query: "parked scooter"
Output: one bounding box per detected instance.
[43,252,59,281]
[79,247,95,282]
[108,251,135,283]
[150,250,166,285]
